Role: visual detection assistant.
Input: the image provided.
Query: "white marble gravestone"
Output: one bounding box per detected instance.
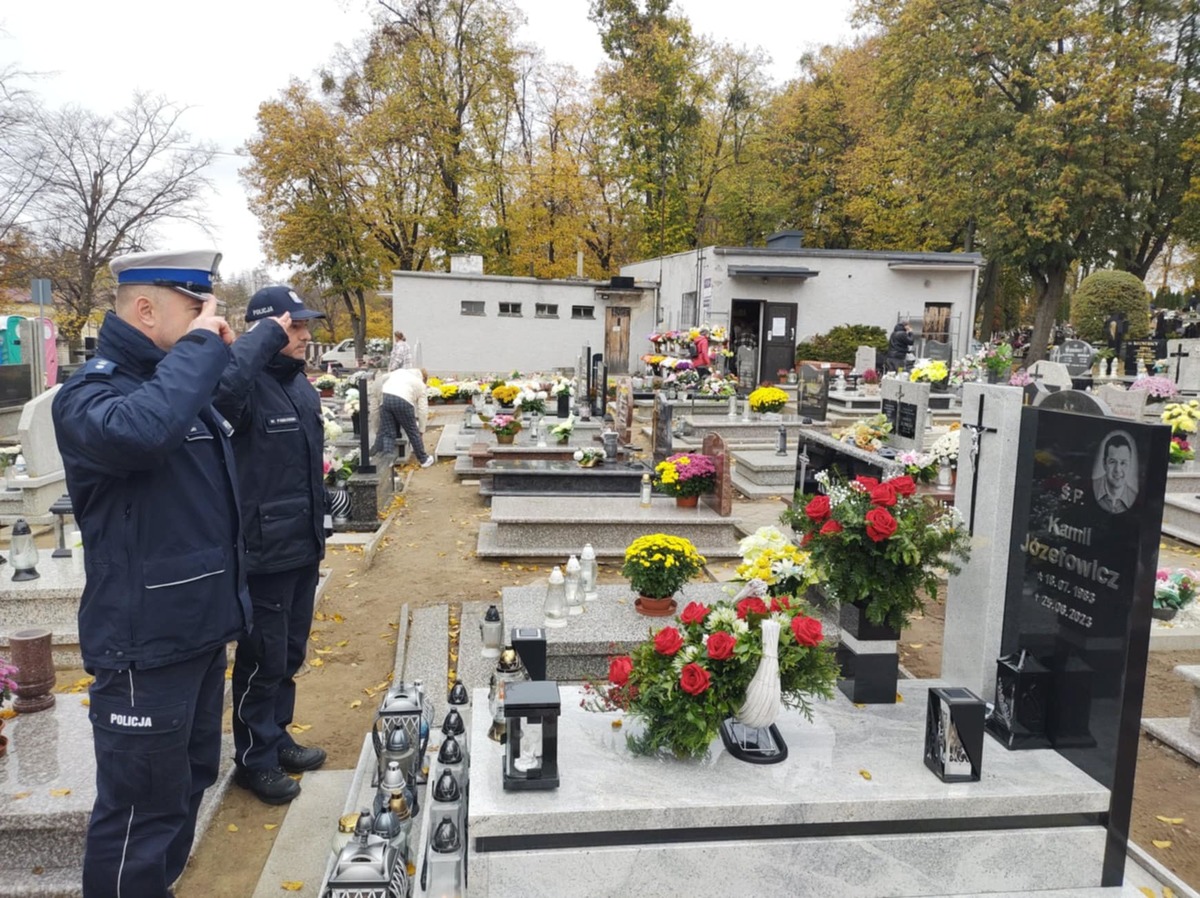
[1026,360,1073,392]
[17,385,62,478]
[853,345,877,375]
[1095,384,1148,421]
[1166,339,1200,392]
[941,384,1026,702]
[880,378,930,452]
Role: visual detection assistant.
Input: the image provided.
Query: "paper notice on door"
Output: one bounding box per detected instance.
[771,317,787,338]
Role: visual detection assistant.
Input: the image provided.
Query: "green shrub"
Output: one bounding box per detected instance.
[1069,270,1152,344]
[795,324,889,365]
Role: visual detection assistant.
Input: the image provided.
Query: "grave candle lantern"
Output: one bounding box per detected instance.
[543,566,567,628]
[564,555,583,615]
[479,604,503,658]
[580,543,598,602]
[986,651,1052,749]
[924,686,985,783]
[9,518,39,581]
[487,646,528,742]
[502,680,561,791]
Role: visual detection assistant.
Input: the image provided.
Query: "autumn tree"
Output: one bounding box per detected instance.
[12,93,213,343]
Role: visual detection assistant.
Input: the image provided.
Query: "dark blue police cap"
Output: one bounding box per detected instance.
[245,285,326,322]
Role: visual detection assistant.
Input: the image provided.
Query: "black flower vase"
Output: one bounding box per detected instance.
[835,599,900,704]
[351,411,360,436]
[556,393,571,418]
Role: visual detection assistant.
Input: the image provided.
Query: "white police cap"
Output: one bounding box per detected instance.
[110,250,222,300]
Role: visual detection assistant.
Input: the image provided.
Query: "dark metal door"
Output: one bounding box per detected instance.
[761,303,797,382]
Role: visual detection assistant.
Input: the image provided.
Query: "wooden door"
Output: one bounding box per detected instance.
[761,302,797,382]
[605,306,631,374]
[923,303,952,343]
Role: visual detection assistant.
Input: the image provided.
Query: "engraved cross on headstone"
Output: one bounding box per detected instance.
[1171,343,1190,384]
[961,393,998,534]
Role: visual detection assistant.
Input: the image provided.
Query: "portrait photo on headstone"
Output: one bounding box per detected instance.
[1092,430,1139,514]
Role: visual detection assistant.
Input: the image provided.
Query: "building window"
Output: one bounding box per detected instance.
[499,302,523,317]
[571,306,595,320]
[535,303,559,318]
[681,291,698,328]
[461,300,485,316]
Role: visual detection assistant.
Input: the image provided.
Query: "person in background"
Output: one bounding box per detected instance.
[886,321,914,373]
[693,327,712,378]
[388,330,413,371]
[214,285,329,805]
[52,250,249,897]
[375,365,435,467]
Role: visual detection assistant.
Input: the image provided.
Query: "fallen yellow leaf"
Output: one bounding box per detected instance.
[315,649,333,656]
[225,668,233,680]
[895,693,904,703]
[1156,815,1185,825]
[349,700,363,709]
[264,823,278,831]
[1165,888,1176,898]
[290,723,313,733]
[50,788,71,797]
[1139,888,1158,898]
[854,703,866,709]
[281,882,304,891]
[313,611,328,621]
[12,791,31,800]
[859,770,872,781]
[308,658,324,668]
[227,824,238,833]
[331,613,345,623]
[336,640,349,647]
[80,698,90,707]
[1152,839,1172,849]
[908,643,924,649]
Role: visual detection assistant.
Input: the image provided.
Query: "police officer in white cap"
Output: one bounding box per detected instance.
[214,285,328,804]
[52,250,284,897]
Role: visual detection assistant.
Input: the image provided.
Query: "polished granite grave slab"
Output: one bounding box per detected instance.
[500,583,734,679]
[480,459,651,497]
[0,555,84,666]
[467,682,1112,897]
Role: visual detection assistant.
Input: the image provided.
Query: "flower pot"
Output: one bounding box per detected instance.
[556,435,570,445]
[675,495,699,508]
[635,595,677,617]
[1151,606,1178,621]
[836,600,899,705]
[319,389,334,398]
[496,433,516,445]
[931,380,949,393]
[556,393,571,418]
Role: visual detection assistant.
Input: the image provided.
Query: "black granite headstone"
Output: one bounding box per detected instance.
[0,364,32,409]
[880,397,899,431]
[999,406,1168,885]
[896,401,918,440]
[798,364,829,420]
[1053,339,1096,377]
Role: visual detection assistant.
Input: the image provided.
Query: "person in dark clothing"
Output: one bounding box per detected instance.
[214,285,329,805]
[52,249,249,898]
[886,322,914,372]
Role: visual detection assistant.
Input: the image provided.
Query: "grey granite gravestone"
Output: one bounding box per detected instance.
[652,394,673,464]
[924,340,952,363]
[17,385,62,479]
[1095,385,1148,421]
[612,377,634,446]
[1027,360,1074,392]
[1166,339,1200,390]
[1053,339,1096,378]
[942,384,1026,703]
[853,345,877,376]
[880,378,930,452]
[798,364,830,421]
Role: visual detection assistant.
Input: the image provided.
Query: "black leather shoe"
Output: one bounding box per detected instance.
[234,765,301,805]
[279,743,327,773]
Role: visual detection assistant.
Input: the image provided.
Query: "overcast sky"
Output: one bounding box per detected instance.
[2,0,858,279]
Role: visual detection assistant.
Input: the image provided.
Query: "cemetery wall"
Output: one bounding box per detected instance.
[621,246,981,359]
[389,270,651,375]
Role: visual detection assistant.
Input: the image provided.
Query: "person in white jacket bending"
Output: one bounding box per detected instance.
[374,367,434,467]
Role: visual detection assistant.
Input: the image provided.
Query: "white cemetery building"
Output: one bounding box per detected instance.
[390,235,982,379]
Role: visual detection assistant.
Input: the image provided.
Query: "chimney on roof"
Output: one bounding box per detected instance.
[766,230,804,250]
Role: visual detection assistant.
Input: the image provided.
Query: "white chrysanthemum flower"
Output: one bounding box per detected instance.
[731,618,749,636]
[708,606,737,630]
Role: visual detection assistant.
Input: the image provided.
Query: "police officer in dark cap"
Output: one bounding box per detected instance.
[51,249,278,897]
[214,285,328,804]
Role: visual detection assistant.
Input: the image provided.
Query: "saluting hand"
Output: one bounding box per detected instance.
[269,311,293,333]
[189,296,234,345]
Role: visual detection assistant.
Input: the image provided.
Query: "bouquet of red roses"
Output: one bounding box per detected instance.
[783,470,971,631]
[585,593,838,759]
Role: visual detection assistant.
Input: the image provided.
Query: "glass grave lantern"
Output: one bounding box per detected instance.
[9,518,39,581]
[564,555,583,615]
[373,682,426,783]
[543,566,567,628]
[479,604,503,658]
[580,543,598,602]
[325,807,408,898]
[486,647,527,742]
[985,650,1052,750]
[501,680,561,791]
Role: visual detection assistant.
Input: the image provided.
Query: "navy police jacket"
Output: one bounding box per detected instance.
[214,325,326,575]
[52,312,252,671]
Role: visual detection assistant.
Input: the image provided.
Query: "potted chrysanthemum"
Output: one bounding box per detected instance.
[621,533,707,617]
[653,453,716,507]
[488,414,522,444]
[748,386,789,416]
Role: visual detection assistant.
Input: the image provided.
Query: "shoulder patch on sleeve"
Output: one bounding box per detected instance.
[83,357,118,378]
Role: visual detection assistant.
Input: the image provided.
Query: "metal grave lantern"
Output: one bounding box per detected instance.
[441,709,467,763]
[487,647,528,742]
[986,651,1052,750]
[375,759,418,821]
[479,604,503,658]
[511,627,547,681]
[374,725,416,791]
[373,682,426,784]
[325,810,409,898]
[448,681,469,706]
[9,518,39,581]
[924,687,985,783]
[421,815,464,898]
[502,680,561,791]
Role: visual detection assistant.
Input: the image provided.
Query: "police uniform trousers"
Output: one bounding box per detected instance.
[232,562,320,771]
[373,393,429,462]
[84,646,225,898]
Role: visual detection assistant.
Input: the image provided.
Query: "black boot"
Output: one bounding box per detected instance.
[279,743,327,773]
[234,765,301,805]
